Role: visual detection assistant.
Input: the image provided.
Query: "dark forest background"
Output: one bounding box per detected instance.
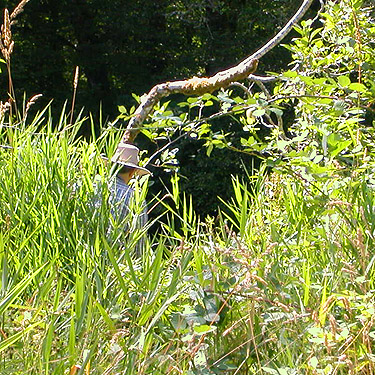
[0,0,321,215]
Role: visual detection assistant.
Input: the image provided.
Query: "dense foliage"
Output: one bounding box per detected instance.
[1,0,320,215]
[1,0,375,374]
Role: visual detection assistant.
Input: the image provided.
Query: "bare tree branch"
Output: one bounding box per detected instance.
[248,75,279,83]
[121,0,315,144]
[242,0,315,64]
[122,60,258,143]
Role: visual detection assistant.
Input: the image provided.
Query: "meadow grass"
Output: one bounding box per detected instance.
[0,107,374,375]
[1,0,375,373]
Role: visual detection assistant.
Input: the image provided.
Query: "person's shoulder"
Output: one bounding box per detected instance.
[114,176,134,194]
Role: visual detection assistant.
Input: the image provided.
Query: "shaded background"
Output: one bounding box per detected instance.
[0,0,322,216]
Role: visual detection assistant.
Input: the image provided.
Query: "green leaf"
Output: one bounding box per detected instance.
[317,98,333,105]
[202,93,212,100]
[269,107,283,117]
[262,368,281,375]
[330,140,352,157]
[95,301,116,332]
[283,70,298,78]
[193,324,216,334]
[349,82,367,92]
[314,78,326,85]
[0,265,45,315]
[309,356,319,369]
[206,143,214,156]
[333,99,346,114]
[299,76,314,86]
[338,76,351,87]
[131,93,140,103]
[307,164,330,175]
[187,97,199,104]
[327,133,342,147]
[252,109,265,117]
[118,105,127,114]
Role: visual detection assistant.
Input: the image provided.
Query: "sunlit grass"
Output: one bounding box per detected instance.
[1,0,375,372]
[0,107,374,374]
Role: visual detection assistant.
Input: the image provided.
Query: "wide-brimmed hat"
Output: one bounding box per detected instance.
[110,143,151,176]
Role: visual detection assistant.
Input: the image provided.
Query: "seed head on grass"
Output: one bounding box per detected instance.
[0,9,13,61]
[328,313,337,341]
[24,94,42,120]
[0,100,10,122]
[321,295,336,315]
[1,1,31,61]
[10,0,31,21]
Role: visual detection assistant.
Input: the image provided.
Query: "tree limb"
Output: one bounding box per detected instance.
[122,0,315,144]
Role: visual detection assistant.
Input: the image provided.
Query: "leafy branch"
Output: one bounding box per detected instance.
[121,0,315,144]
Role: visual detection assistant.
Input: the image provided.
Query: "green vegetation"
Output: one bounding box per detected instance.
[2,0,312,216]
[1,0,375,374]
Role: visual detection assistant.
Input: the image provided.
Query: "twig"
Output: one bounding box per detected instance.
[144,132,188,168]
[229,82,253,98]
[248,74,279,83]
[254,80,286,137]
[243,0,315,64]
[255,80,271,100]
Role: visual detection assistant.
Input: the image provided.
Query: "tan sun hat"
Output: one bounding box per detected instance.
[111,143,151,176]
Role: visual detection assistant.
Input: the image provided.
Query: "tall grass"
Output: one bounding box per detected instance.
[1,0,375,373]
[0,109,374,374]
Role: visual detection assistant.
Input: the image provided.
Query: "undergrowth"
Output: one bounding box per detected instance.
[0,113,374,375]
[1,0,375,374]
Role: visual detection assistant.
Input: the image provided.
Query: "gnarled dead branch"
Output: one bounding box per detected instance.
[122,0,315,144]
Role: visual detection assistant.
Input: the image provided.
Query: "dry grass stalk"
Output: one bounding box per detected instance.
[311,310,320,326]
[69,66,80,125]
[10,0,30,21]
[337,296,351,314]
[328,313,337,340]
[327,200,353,207]
[25,94,42,112]
[321,295,336,315]
[349,228,368,276]
[356,228,368,264]
[1,0,32,60]
[2,9,10,46]
[73,66,79,89]
[5,214,11,231]
[0,0,32,118]
[324,333,331,354]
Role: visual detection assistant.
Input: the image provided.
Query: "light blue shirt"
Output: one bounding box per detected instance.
[108,176,148,233]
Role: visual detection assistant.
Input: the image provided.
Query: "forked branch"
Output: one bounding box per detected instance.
[122,0,315,144]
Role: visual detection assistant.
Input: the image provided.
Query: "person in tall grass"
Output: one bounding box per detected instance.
[94,142,150,254]
[108,142,150,229]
